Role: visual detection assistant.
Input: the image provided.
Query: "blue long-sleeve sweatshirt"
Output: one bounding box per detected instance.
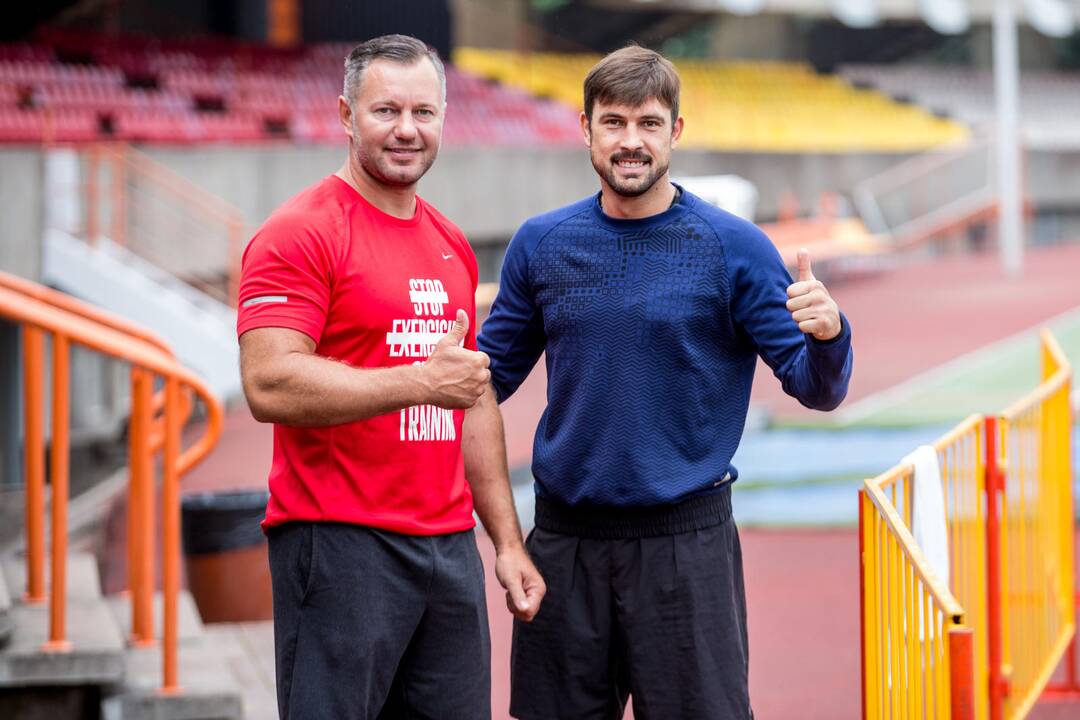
[477,186,853,507]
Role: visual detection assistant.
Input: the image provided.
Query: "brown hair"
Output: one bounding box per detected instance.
[583,45,680,125]
[343,34,445,104]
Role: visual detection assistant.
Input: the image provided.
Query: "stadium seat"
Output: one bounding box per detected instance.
[452,48,970,153]
[0,34,584,147]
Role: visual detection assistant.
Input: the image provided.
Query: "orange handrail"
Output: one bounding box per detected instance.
[0,269,191,641]
[0,278,223,692]
[82,143,245,307]
[0,270,171,353]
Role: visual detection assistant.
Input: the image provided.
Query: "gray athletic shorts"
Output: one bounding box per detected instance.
[268,522,491,720]
[510,487,752,720]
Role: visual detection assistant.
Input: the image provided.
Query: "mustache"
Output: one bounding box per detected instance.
[610,152,652,164]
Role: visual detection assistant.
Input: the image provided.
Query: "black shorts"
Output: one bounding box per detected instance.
[267,522,490,720]
[510,487,751,720]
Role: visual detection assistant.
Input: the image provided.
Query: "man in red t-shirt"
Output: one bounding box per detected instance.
[237,35,544,720]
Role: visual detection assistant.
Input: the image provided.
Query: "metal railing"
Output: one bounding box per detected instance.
[993,330,1076,717]
[852,138,998,249]
[860,331,1076,718]
[860,416,982,719]
[79,142,245,307]
[0,270,222,692]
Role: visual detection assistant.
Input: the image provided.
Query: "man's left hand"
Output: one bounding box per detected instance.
[495,543,546,623]
[785,248,842,341]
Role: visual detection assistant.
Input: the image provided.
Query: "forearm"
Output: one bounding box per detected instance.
[246,351,426,426]
[463,385,525,551]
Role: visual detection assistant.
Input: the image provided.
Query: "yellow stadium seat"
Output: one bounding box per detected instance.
[453,49,969,153]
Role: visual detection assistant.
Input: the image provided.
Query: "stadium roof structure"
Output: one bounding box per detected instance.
[607,0,1077,36]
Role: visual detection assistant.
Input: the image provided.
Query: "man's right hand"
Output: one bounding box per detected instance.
[420,309,491,409]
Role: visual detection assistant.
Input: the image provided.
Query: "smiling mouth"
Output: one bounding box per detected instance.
[614,158,649,170]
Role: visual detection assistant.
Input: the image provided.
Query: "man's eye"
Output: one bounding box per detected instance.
[416,108,435,118]
[375,107,395,116]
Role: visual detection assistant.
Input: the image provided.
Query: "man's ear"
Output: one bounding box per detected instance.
[671,115,684,148]
[339,96,354,139]
[580,111,591,147]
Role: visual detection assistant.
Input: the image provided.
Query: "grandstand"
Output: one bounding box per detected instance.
[454,47,969,152]
[841,64,1080,149]
[0,33,581,146]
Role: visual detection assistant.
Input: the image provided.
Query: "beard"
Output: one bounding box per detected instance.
[352,120,438,188]
[592,148,669,198]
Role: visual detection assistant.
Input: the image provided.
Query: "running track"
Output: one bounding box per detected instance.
[119,243,1080,717]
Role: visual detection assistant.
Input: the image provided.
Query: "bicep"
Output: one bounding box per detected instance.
[239,327,316,386]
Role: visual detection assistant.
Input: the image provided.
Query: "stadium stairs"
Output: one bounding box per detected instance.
[0,549,242,719]
[0,272,243,717]
[42,229,241,403]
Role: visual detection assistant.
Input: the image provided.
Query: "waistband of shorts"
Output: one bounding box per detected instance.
[533,485,732,539]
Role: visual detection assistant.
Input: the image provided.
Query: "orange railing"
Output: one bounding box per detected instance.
[0,270,222,692]
[860,331,1076,718]
[0,270,193,649]
[80,142,245,307]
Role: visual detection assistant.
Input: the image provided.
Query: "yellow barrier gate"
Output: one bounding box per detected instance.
[861,415,983,719]
[993,330,1076,717]
[860,330,1076,718]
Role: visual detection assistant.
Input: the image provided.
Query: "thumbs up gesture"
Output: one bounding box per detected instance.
[420,309,491,409]
[785,249,842,341]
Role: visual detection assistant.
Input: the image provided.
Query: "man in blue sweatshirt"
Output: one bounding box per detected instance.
[472,46,853,720]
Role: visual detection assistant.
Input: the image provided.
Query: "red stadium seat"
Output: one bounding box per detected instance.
[0,33,583,147]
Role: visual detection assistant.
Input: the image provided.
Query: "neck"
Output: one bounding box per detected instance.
[337,156,417,220]
[599,176,677,220]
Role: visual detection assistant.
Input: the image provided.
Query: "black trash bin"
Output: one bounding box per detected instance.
[181,490,272,623]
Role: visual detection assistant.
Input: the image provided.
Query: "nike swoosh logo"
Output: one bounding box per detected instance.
[441,253,453,260]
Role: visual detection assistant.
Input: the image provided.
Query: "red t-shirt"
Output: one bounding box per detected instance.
[237,174,479,535]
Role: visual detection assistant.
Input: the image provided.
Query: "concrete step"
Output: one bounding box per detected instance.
[2,551,104,602]
[105,591,207,646]
[0,552,126,687]
[100,591,243,719]
[0,594,126,687]
[203,622,276,720]
[101,638,243,720]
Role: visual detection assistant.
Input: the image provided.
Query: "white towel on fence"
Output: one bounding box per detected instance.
[904,444,950,590]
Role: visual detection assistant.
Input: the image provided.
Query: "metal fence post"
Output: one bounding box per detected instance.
[985,415,1006,719]
[949,626,976,720]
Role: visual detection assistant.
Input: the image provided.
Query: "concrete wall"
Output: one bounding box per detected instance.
[0,148,43,281]
[139,143,909,243]
[4,141,1078,269]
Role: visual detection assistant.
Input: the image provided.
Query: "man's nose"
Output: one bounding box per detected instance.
[620,125,644,151]
[394,113,417,141]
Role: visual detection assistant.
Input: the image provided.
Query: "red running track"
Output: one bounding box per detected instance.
[146,244,1080,717]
